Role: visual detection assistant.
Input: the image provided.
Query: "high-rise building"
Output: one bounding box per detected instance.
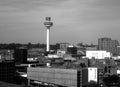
[14,48,27,64]
[0,61,15,83]
[98,38,119,56]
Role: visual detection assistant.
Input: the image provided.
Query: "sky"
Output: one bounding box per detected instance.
[0,0,120,44]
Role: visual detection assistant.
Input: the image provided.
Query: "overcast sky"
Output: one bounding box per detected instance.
[0,0,120,44]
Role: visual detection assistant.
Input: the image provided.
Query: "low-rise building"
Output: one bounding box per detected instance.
[27,66,98,87]
[86,50,111,59]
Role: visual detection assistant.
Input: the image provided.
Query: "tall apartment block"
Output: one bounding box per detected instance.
[98,37,119,56]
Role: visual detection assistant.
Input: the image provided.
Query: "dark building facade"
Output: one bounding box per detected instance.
[0,61,15,83]
[67,46,77,55]
[14,49,27,64]
[98,38,119,56]
[59,43,69,51]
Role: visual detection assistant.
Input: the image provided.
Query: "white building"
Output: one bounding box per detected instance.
[82,67,98,85]
[86,50,111,59]
[88,67,98,82]
[47,54,59,58]
[57,50,66,57]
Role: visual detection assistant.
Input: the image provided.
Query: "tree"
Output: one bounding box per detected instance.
[103,74,120,86]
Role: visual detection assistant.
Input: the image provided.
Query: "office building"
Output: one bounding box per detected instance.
[14,48,27,64]
[59,43,69,51]
[82,68,98,86]
[67,46,77,55]
[98,38,119,56]
[0,61,15,83]
[117,46,120,56]
[27,67,98,87]
[57,50,66,57]
[86,50,111,59]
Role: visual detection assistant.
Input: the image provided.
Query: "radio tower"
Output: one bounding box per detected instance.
[44,17,53,52]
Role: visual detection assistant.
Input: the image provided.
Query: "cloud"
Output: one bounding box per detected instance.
[0,0,67,12]
[0,0,120,44]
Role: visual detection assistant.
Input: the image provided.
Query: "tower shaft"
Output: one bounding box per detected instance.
[46,28,50,52]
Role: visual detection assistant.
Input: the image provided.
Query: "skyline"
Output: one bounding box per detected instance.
[0,0,120,44]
